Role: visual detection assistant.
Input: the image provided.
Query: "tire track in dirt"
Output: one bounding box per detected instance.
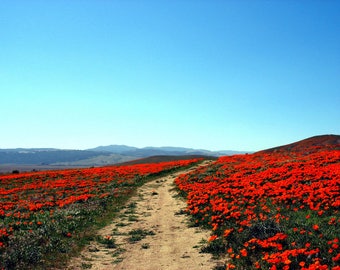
[67,161,223,270]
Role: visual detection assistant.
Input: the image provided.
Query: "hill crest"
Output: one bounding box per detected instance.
[258,134,340,154]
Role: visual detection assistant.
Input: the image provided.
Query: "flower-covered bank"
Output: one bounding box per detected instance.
[0,159,201,269]
[175,148,340,269]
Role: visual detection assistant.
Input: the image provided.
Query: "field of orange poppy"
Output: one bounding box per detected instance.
[1,139,339,269]
[175,145,340,269]
[0,159,201,269]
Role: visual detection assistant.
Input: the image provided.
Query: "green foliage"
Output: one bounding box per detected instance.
[96,235,116,249]
[128,229,155,243]
[1,182,141,269]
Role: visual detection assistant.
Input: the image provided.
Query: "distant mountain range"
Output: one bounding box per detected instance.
[87,145,244,158]
[1,135,339,173]
[0,145,246,170]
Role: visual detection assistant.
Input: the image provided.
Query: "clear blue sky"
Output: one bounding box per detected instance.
[1,1,339,151]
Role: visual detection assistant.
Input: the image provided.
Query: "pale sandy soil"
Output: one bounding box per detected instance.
[67,161,225,270]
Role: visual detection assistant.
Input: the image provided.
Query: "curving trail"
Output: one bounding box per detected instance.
[67,161,223,270]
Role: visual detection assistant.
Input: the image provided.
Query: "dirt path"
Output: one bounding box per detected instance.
[67,161,223,270]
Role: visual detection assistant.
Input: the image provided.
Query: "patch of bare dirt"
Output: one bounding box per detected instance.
[67,161,224,270]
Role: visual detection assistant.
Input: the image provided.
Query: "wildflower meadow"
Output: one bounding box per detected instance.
[0,159,200,269]
[175,145,340,269]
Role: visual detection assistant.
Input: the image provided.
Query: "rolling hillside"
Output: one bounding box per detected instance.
[258,134,340,154]
[88,145,245,157]
[0,145,242,173]
[3,135,338,173]
[0,149,111,164]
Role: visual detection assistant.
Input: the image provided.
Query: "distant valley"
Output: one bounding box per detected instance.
[88,145,245,158]
[0,145,247,173]
[3,135,338,173]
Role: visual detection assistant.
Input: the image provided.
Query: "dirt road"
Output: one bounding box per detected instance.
[67,161,223,270]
